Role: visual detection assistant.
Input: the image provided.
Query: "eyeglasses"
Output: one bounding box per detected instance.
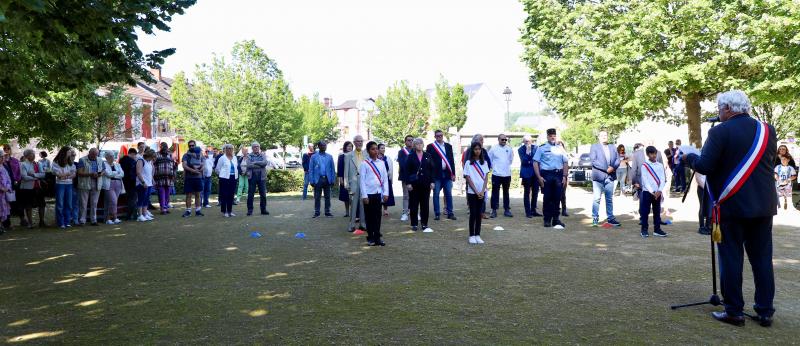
[500,139,508,142]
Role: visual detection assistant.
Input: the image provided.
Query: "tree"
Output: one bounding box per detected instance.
[81,86,131,148]
[0,0,195,144]
[295,94,339,147]
[520,0,800,148]
[432,76,468,139]
[166,41,293,148]
[371,81,430,147]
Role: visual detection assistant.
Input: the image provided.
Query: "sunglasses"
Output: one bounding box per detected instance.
[500,138,508,142]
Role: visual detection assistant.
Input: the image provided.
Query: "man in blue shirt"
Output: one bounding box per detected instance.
[589,130,621,227]
[308,141,336,218]
[533,128,569,229]
[518,134,541,217]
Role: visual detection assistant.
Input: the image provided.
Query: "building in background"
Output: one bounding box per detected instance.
[330,98,376,141]
[121,68,175,140]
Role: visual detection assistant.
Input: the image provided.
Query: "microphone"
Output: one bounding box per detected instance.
[705,116,720,123]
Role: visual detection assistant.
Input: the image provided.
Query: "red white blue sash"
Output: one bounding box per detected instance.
[708,121,770,242]
[365,159,383,190]
[471,161,486,180]
[642,162,660,187]
[432,142,453,174]
[401,147,409,156]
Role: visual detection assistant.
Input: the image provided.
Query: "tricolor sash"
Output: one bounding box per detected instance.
[401,147,409,156]
[471,161,486,180]
[432,142,453,175]
[642,162,660,187]
[708,121,770,243]
[365,159,383,192]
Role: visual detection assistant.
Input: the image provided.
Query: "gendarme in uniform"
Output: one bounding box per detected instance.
[533,128,569,228]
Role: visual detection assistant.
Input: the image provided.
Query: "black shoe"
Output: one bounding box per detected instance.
[348,227,355,233]
[641,231,649,238]
[434,214,440,221]
[261,210,269,215]
[543,221,552,228]
[490,210,497,218]
[90,222,98,226]
[412,226,418,232]
[367,241,377,246]
[325,213,334,217]
[195,210,204,216]
[698,227,711,235]
[553,220,565,228]
[526,213,533,218]
[711,311,745,327]
[376,240,386,246]
[654,230,668,237]
[561,211,569,217]
[504,210,513,217]
[532,212,542,217]
[343,214,349,218]
[20,219,28,227]
[447,214,457,221]
[247,211,253,216]
[312,213,320,218]
[750,315,773,327]
[606,218,621,227]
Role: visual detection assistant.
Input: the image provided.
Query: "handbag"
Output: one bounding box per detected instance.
[5,190,16,202]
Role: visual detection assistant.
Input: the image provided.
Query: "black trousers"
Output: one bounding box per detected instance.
[124,183,138,220]
[408,182,430,227]
[490,175,511,211]
[639,191,662,232]
[467,193,482,236]
[718,216,775,318]
[541,170,563,223]
[313,183,331,214]
[522,177,540,215]
[363,193,383,242]
[697,186,711,229]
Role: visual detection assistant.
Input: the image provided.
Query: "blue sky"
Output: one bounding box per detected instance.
[137,0,548,112]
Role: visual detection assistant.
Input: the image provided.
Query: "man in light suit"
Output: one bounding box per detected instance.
[589,131,621,227]
[343,135,367,232]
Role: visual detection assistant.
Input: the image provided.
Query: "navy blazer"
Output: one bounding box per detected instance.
[396,147,411,182]
[590,143,620,182]
[686,114,777,218]
[518,145,536,179]
[404,151,435,185]
[426,142,456,178]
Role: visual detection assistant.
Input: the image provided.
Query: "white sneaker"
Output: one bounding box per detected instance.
[422,227,433,233]
[475,236,485,244]
[400,213,409,221]
[113,219,122,224]
[229,212,236,217]
[469,236,477,244]
[145,211,154,218]
[106,220,115,225]
[553,224,565,230]
[223,213,230,218]
[137,215,147,222]
[145,215,154,221]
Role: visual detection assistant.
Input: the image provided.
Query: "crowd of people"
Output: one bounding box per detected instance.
[0,140,278,234]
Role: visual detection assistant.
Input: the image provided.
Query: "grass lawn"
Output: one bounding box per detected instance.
[1,187,798,344]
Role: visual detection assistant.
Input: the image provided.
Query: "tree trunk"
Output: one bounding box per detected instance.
[685,93,702,148]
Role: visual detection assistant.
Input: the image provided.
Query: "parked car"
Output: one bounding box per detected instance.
[282,151,302,169]
[263,149,286,169]
[577,153,592,170]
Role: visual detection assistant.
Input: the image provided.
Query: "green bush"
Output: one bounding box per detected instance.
[267,169,304,193]
[173,171,219,195]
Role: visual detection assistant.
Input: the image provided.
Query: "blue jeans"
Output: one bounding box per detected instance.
[71,188,80,224]
[247,178,267,213]
[302,172,310,199]
[55,184,73,227]
[592,179,615,220]
[673,164,686,191]
[432,177,453,216]
[202,176,212,206]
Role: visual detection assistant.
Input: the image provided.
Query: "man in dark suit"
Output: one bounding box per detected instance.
[426,130,457,221]
[685,90,777,327]
[396,135,414,221]
[518,134,541,217]
[589,130,621,227]
[664,141,676,191]
[301,143,314,200]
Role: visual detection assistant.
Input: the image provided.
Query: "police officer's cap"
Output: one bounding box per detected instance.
[546,128,557,135]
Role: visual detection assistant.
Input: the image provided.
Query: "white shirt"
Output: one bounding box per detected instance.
[138,159,154,187]
[358,158,389,199]
[463,159,490,194]
[203,156,214,177]
[488,144,514,177]
[640,160,666,194]
[215,155,238,180]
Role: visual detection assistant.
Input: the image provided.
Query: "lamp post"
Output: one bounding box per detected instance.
[502,86,512,130]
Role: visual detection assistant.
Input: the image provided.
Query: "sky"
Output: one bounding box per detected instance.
[137,0,549,113]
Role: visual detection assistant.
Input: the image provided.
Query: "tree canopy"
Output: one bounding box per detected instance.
[371,81,430,147]
[432,76,469,138]
[0,0,195,145]
[296,94,339,148]
[520,0,800,146]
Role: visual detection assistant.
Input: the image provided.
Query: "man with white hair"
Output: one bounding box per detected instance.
[301,143,315,200]
[242,141,272,216]
[684,90,777,327]
[519,134,541,217]
[343,135,367,231]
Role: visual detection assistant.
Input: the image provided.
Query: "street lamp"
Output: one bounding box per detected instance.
[502,86,512,130]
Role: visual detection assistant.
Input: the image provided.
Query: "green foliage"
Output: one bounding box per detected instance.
[0,0,195,144]
[560,119,597,149]
[267,169,304,193]
[371,81,430,147]
[752,103,800,140]
[296,95,339,147]
[519,0,800,147]
[432,76,468,138]
[166,40,295,149]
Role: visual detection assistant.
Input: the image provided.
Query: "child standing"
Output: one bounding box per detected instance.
[463,142,491,244]
[640,146,668,238]
[775,155,797,210]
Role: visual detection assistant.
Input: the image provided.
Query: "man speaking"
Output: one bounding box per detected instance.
[684,90,776,327]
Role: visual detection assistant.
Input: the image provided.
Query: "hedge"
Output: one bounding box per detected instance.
[172,169,305,194]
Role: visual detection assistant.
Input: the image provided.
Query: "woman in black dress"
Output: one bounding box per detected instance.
[337,141,353,217]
